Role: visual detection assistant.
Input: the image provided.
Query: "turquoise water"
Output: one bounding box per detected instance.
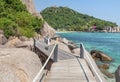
[57,32,120,73]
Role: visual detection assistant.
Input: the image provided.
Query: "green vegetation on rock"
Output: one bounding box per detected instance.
[0,0,43,38]
[41,6,117,31]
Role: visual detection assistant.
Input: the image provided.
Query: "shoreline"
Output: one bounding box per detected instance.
[56,30,120,34]
[55,31,77,33]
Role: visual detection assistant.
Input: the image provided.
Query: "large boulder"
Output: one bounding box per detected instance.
[68,42,78,51]
[90,50,112,61]
[21,0,36,14]
[19,36,29,41]
[5,37,21,48]
[21,0,55,37]
[0,48,42,82]
[0,34,7,45]
[72,48,80,55]
[0,30,4,34]
[5,37,34,50]
[62,38,69,44]
[15,40,34,50]
[51,40,71,53]
[40,22,56,37]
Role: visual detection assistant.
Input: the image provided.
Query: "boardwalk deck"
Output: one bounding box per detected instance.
[44,58,97,82]
[33,39,106,82]
[35,40,74,60]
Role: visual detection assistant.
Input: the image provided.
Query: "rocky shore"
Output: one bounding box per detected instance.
[90,50,114,78]
[52,35,116,79]
[88,26,120,33]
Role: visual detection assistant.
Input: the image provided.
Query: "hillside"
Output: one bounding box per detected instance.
[41,7,117,31]
[0,0,43,38]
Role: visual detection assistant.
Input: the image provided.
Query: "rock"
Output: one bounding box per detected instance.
[68,42,78,51]
[8,36,17,40]
[0,45,7,48]
[51,40,71,53]
[0,34,7,45]
[5,37,34,50]
[21,0,37,14]
[19,36,29,41]
[72,48,80,55]
[0,30,4,34]
[98,64,109,70]
[100,68,114,78]
[91,50,114,78]
[21,0,56,37]
[90,50,112,61]
[0,48,42,82]
[62,38,69,44]
[21,0,43,19]
[40,22,56,37]
[5,37,21,48]
[15,40,34,50]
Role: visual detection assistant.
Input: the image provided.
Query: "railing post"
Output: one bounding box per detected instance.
[53,44,58,62]
[44,36,50,45]
[80,43,84,58]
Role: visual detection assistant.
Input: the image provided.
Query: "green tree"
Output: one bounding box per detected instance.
[41,7,118,31]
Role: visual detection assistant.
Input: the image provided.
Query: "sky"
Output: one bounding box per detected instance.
[34,0,120,26]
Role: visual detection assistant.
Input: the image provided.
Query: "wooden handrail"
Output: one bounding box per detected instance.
[32,39,58,82]
[80,43,106,82]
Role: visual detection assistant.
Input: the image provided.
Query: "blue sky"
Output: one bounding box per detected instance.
[34,0,120,26]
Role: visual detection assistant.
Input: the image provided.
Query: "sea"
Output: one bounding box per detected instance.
[57,32,120,81]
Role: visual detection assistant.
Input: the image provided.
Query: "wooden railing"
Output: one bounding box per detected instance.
[32,39,58,82]
[80,43,107,82]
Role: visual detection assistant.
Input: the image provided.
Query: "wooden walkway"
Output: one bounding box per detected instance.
[33,39,106,82]
[35,40,74,60]
[44,57,97,82]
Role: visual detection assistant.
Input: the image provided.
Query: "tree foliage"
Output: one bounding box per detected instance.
[41,7,117,31]
[0,0,43,38]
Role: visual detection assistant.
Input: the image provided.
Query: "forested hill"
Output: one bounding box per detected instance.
[41,7,117,31]
[0,0,43,38]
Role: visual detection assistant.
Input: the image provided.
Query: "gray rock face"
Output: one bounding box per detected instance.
[0,48,42,82]
[0,34,7,45]
[0,30,4,34]
[21,0,56,37]
[72,48,80,55]
[40,22,56,37]
[5,37,21,48]
[21,0,36,14]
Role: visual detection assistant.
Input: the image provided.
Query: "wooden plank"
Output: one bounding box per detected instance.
[44,58,97,82]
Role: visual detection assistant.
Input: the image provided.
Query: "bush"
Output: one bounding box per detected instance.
[0,0,43,38]
[18,27,35,38]
[0,18,18,38]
